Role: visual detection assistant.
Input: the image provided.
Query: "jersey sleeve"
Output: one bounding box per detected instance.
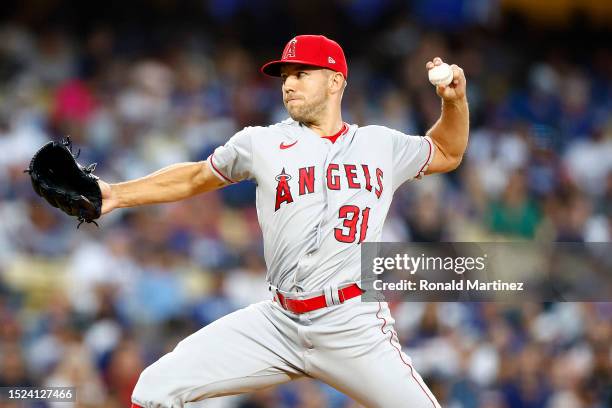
[390,129,435,190]
[207,127,255,183]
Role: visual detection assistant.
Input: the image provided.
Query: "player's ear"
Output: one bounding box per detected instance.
[329,71,344,94]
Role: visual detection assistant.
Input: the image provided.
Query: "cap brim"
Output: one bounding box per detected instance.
[260,60,331,77]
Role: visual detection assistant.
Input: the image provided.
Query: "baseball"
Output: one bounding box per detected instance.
[428,62,454,86]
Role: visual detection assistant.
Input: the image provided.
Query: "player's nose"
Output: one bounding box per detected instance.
[283,87,296,101]
[283,75,298,91]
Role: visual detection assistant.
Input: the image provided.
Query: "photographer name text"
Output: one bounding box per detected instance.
[373,279,524,292]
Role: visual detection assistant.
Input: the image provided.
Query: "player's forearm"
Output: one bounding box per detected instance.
[111,162,220,208]
[427,97,469,171]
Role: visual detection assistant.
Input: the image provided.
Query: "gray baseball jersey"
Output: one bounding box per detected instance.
[208,118,434,292]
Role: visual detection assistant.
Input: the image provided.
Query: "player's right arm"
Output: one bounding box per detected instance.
[99,161,226,215]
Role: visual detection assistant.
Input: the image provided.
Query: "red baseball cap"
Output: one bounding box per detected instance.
[261,35,348,78]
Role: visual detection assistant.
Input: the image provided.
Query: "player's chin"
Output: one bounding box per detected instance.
[286,107,304,121]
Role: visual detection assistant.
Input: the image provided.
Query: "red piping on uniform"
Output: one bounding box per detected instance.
[376,302,438,408]
[130,403,144,408]
[416,137,433,177]
[209,153,236,183]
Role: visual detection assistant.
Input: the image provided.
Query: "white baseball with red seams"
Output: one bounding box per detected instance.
[130,34,442,408]
[428,62,454,86]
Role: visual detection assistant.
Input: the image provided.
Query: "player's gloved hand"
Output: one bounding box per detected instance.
[426,57,467,104]
[26,136,103,227]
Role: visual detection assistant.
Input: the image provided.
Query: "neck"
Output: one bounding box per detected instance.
[304,104,343,137]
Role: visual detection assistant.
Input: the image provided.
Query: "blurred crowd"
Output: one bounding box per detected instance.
[0,1,610,407]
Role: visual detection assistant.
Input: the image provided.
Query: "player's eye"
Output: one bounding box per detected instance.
[297,71,307,78]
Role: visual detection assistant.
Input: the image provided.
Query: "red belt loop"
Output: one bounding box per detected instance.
[276,291,287,309]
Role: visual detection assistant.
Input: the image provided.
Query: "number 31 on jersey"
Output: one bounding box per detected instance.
[335,205,370,244]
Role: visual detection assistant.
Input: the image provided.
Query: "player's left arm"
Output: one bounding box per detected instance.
[424,57,469,175]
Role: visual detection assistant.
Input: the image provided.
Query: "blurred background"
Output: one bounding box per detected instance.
[0,0,610,407]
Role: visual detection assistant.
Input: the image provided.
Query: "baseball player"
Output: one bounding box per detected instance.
[98,35,468,407]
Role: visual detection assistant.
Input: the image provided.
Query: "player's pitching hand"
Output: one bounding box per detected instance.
[98,180,116,215]
[426,57,466,103]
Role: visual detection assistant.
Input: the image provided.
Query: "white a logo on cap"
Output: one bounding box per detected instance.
[283,39,297,59]
[328,56,336,64]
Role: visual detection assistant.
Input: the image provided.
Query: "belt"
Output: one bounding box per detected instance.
[274,283,364,314]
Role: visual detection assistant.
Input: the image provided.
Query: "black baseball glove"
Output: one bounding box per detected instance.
[25,136,102,227]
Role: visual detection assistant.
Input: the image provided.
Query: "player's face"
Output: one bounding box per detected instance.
[280,64,331,123]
